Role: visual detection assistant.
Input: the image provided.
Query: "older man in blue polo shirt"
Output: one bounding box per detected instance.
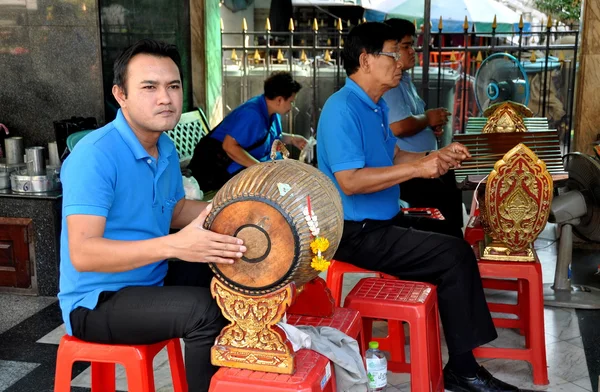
[188,71,308,191]
[382,18,464,235]
[317,22,526,392]
[58,40,247,392]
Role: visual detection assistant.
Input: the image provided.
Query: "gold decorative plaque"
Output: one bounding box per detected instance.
[210,278,296,374]
[482,143,553,261]
[482,102,533,133]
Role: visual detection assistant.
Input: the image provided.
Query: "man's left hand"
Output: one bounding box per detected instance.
[290,135,308,150]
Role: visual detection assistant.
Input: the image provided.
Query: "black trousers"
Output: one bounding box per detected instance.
[334,213,497,356]
[69,262,225,392]
[400,170,464,236]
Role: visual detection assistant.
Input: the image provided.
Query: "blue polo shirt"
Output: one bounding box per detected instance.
[383,71,438,152]
[210,95,282,173]
[317,78,400,222]
[58,109,185,335]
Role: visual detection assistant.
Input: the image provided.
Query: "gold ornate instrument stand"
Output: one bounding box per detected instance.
[480,143,553,262]
[210,278,296,374]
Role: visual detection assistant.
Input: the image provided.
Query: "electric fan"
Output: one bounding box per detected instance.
[474,53,530,113]
[545,152,600,309]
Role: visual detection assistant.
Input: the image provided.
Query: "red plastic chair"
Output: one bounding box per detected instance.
[325,259,406,369]
[54,335,188,392]
[325,207,444,371]
[209,307,362,392]
[475,255,549,385]
[345,278,444,392]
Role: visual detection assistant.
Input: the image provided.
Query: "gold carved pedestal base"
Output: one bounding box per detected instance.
[210,277,296,374]
[482,242,535,262]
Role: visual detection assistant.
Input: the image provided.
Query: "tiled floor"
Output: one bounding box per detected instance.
[0,238,597,392]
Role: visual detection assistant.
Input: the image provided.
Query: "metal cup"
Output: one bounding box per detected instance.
[48,141,60,167]
[5,137,24,164]
[25,146,45,176]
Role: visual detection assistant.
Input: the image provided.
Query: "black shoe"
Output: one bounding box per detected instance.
[444,365,522,392]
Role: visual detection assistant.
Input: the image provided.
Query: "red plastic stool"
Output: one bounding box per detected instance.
[54,335,188,392]
[209,307,362,392]
[474,257,549,385]
[325,260,405,368]
[345,278,444,392]
[326,259,398,307]
[210,350,335,392]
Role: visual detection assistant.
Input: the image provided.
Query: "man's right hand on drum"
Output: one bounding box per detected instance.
[169,204,246,264]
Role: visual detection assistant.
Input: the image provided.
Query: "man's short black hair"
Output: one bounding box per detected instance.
[263,72,302,100]
[342,22,398,76]
[113,39,183,96]
[384,18,417,41]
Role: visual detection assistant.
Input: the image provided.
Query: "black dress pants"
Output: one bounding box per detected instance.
[400,170,464,237]
[334,213,497,356]
[69,262,225,392]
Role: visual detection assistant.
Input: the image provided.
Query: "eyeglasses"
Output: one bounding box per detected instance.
[377,51,402,62]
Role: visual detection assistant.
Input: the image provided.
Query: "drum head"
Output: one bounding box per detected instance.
[208,199,298,293]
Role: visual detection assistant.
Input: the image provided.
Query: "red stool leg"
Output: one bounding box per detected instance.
[167,339,188,392]
[518,279,529,339]
[362,318,374,348]
[54,343,75,392]
[408,316,432,391]
[91,362,116,392]
[428,302,444,392]
[326,264,345,307]
[384,320,408,372]
[527,266,549,385]
[122,352,156,392]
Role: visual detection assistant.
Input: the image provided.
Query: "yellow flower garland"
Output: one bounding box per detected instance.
[310,237,330,254]
[304,198,331,272]
[310,237,331,272]
[311,255,331,272]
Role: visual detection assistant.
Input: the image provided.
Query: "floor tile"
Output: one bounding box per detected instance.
[544,308,582,341]
[545,341,589,382]
[0,360,39,392]
[572,376,593,391]
[0,295,56,335]
[36,324,65,345]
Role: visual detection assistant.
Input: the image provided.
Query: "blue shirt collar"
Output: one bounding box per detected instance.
[401,71,412,83]
[113,109,175,160]
[344,77,389,113]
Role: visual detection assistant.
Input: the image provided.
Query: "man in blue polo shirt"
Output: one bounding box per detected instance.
[58,39,247,392]
[188,72,308,191]
[318,22,525,392]
[382,18,464,235]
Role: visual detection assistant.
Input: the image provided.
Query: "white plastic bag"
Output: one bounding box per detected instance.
[183,175,204,201]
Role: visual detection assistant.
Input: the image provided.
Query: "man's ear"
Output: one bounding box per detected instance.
[359,52,370,73]
[112,85,127,108]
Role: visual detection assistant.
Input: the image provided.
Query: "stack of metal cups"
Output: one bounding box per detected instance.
[1,137,25,190]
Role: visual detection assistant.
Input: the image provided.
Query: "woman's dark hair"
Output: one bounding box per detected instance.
[113,39,183,96]
[263,72,302,100]
[342,22,397,76]
[384,18,417,41]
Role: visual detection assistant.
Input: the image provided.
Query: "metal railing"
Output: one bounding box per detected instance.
[221,15,579,151]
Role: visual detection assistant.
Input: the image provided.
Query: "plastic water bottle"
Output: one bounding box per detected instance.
[365,341,387,391]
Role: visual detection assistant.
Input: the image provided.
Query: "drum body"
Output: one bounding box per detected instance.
[204,159,344,295]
